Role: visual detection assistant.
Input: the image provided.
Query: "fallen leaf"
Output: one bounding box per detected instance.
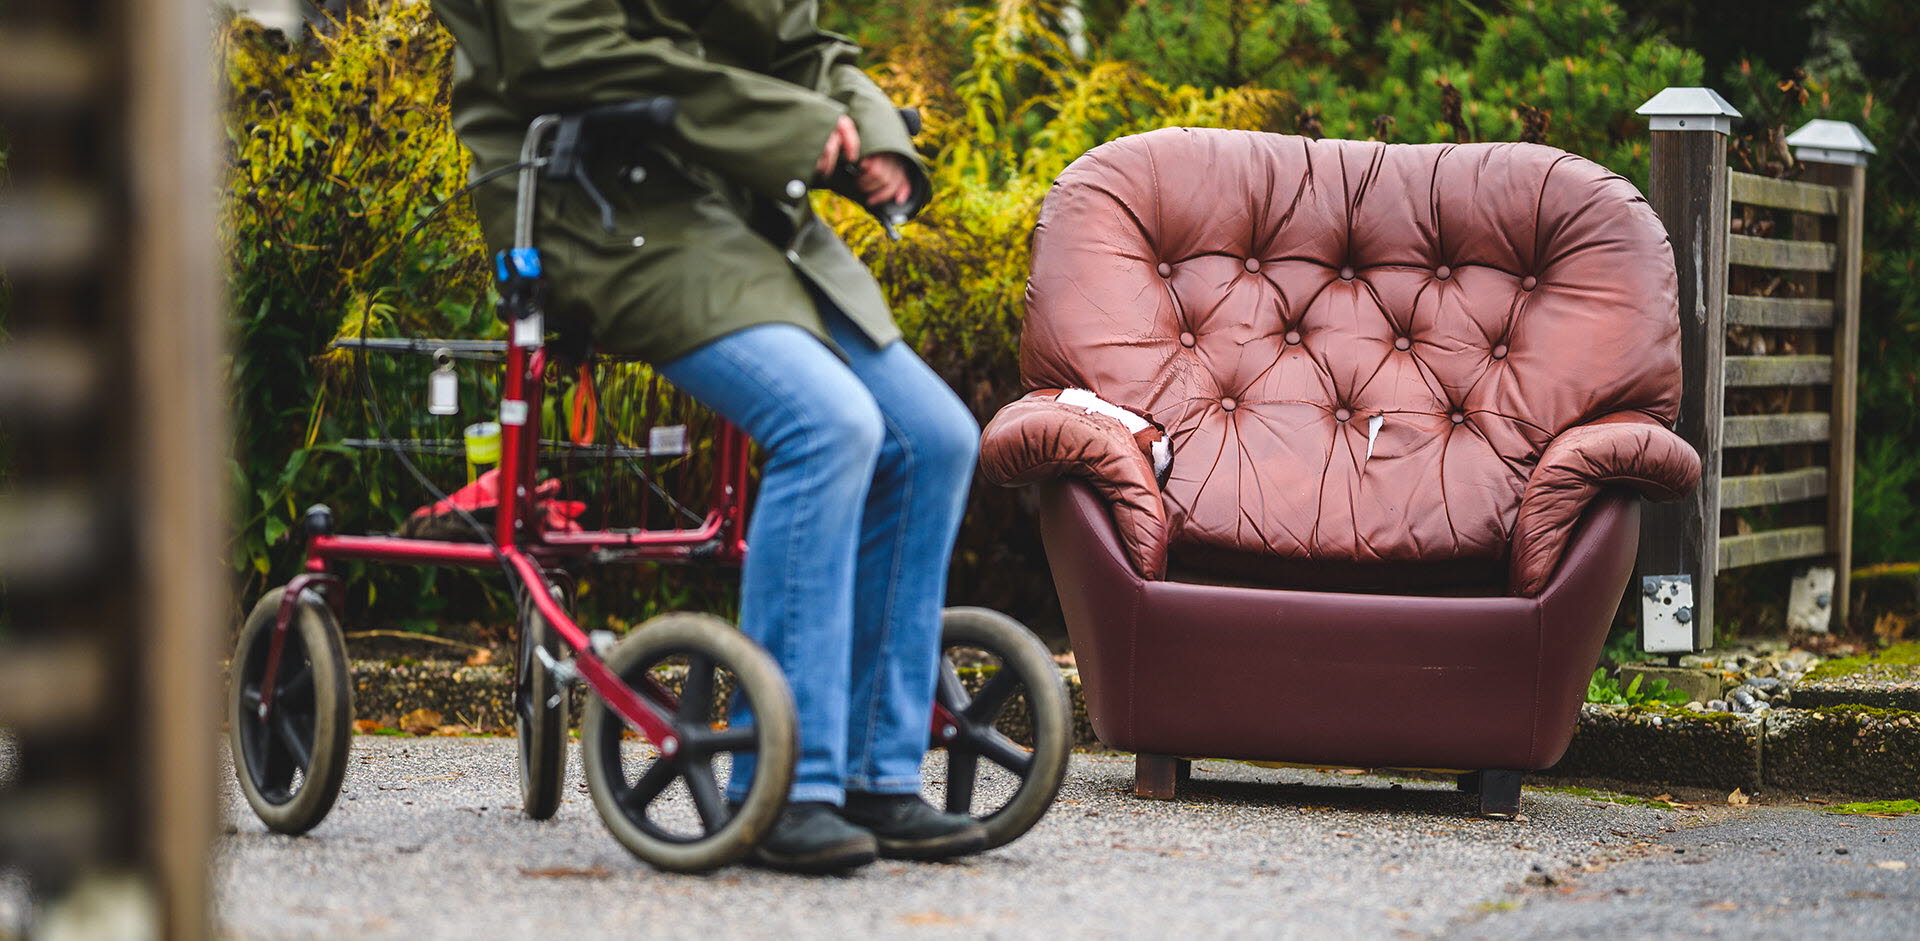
[899,912,969,926]
[399,708,443,735]
[519,866,611,879]
[1874,861,1908,871]
[433,724,471,736]
[464,648,495,667]
[1728,788,1750,805]
[1652,793,1673,802]
[1337,768,1367,775]
[352,719,381,734]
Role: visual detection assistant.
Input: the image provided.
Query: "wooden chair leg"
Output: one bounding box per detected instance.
[1134,754,1186,799]
[1477,770,1523,818]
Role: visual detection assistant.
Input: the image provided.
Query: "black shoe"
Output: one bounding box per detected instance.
[838,792,989,860]
[746,802,878,874]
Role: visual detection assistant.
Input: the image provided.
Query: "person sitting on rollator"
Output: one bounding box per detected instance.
[430,0,985,872]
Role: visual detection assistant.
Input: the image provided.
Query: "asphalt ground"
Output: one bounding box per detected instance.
[4,735,1914,938]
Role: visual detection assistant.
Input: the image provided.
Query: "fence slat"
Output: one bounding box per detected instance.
[1724,295,1834,328]
[1728,234,1837,271]
[1718,525,1829,570]
[1720,467,1829,509]
[1722,412,1830,448]
[1728,171,1842,215]
[1724,354,1832,387]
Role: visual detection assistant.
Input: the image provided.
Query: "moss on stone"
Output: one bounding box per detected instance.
[1827,799,1920,816]
[1806,642,1920,681]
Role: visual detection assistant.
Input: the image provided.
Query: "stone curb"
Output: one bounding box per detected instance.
[1793,678,1920,712]
[348,660,1920,796]
[1543,705,1765,792]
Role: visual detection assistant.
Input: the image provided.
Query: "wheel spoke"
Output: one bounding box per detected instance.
[935,656,970,711]
[277,666,314,704]
[679,655,716,723]
[944,749,980,815]
[974,728,1032,774]
[684,726,757,756]
[683,760,730,832]
[618,757,677,814]
[273,712,313,769]
[962,670,1021,723]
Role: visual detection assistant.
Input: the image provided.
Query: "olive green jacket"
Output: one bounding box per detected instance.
[430,0,929,361]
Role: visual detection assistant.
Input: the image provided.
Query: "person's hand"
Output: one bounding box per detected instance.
[853,153,913,207]
[815,115,860,180]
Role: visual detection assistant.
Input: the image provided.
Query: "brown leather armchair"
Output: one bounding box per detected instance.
[981,129,1701,816]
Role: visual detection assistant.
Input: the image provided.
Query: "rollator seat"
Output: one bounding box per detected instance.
[981,128,1701,784]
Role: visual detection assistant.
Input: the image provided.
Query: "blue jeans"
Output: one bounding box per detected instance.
[656,304,979,805]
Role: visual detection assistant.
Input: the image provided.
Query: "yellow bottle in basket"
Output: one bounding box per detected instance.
[464,421,502,483]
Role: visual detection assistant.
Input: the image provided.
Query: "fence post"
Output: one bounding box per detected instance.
[1634,87,1741,654]
[1784,119,1874,631]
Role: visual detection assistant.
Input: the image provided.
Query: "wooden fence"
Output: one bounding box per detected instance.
[1634,88,1873,651]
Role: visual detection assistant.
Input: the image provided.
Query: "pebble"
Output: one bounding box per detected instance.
[1707,700,1729,712]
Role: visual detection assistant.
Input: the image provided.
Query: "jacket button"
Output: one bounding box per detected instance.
[1244,257,1260,273]
[1179,331,1195,347]
[1435,265,1452,280]
[1285,330,1302,345]
[1339,266,1356,280]
[1450,411,1467,424]
[785,179,807,200]
[1220,397,1237,412]
[1522,275,1538,291]
[1394,336,1411,351]
[1157,262,1173,278]
[1492,344,1509,359]
[1335,408,1352,422]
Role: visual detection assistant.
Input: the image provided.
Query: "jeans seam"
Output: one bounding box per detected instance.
[854,406,917,783]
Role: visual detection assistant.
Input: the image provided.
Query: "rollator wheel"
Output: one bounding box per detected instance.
[515,577,571,821]
[581,613,797,872]
[931,607,1071,849]
[229,586,353,835]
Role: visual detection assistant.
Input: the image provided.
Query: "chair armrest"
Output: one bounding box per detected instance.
[981,391,1170,578]
[1510,414,1701,596]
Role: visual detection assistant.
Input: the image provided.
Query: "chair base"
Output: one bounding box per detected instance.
[1134,754,1191,799]
[1459,770,1524,818]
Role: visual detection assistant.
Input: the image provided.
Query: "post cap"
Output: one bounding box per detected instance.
[1636,87,1741,134]
[1785,118,1876,166]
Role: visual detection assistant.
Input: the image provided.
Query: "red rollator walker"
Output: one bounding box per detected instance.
[227,98,1071,872]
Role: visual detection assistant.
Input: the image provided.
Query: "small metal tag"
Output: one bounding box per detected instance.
[512,312,544,349]
[500,399,529,426]
[648,424,688,456]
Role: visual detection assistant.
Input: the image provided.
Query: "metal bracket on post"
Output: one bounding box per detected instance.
[1641,575,1698,655]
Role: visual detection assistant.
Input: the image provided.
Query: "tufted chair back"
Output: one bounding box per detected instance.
[1021,128,1681,582]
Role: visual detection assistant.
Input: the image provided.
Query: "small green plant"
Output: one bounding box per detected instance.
[1827,799,1920,816]
[1587,667,1693,706]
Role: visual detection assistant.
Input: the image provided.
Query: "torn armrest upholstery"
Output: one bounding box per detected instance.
[1509,415,1702,596]
[980,390,1170,578]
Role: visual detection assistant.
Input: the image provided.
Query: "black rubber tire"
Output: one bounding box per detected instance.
[931,606,1072,849]
[516,578,571,821]
[229,586,352,835]
[581,613,797,872]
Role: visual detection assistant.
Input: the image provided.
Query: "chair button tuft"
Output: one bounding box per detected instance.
[1244,257,1261,273]
[1521,275,1538,291]
[1450,411,1467,424]
[1435,265,1452,280]
[1394,336,1411,351]
[1491,344,1509,360]
[1220,397,1237,412]
[1157,262,1173,278]
[1335,408,1352,422]
[1339,266,1356,280]
[1285,330,1302,345]
[1179,331,1195,348]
